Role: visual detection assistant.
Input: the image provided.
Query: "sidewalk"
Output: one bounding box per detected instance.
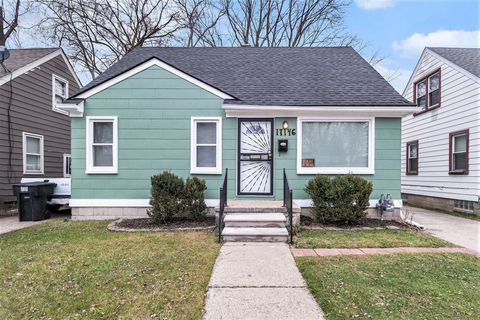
[203,242,324,320]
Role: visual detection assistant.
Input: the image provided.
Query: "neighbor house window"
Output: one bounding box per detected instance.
[63,154,72,177]
[86,116,118,174]
[23,132,44,174]
[406,141,419,175]
[297,118,374,174]
[191,117,222,174]
[449,129,469,175]
[52,74,69,114]
[454,200,474,212]
[414,70,440,111]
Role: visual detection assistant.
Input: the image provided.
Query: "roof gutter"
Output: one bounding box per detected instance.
[222,104,418,118]
[56,100,84,117]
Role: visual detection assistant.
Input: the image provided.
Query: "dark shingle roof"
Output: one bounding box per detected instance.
[0,48,59,76]
[73,47,413,106]
[429,47,480,78]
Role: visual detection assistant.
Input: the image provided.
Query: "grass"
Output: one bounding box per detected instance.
[297,253,480,319]
[0,220,220,319]
[295,229,453,248]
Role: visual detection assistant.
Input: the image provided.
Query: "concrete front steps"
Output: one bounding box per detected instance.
[216,200,300,242]
[224,213,286,227]
[222,212,289,242]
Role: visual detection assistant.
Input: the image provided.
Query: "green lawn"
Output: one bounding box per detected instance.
[295,229,453,248]
[0,220,220,319]
[297,254,480,319]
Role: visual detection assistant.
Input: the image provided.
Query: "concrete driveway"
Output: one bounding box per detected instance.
[406,206,480,252]
[0,213,67,235]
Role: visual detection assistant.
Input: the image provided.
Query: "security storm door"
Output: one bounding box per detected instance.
[238,119,273,195]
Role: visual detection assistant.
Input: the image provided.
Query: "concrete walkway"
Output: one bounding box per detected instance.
[0,214,64,235]
[203,242,324,320]
[292,247,479,257]
[405,206,480,252]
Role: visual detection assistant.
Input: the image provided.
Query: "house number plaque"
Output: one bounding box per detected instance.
[275,128,296,136]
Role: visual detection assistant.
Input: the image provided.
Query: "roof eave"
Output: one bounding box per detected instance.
[223,104,418,118]
[71,57,236,100]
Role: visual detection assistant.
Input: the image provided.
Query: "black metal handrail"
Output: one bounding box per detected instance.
[283,168,293,244]
[218,168,228,242]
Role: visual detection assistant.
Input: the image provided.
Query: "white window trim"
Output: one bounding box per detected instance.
[296,117,375,175]
[52,74,69,115]
[452,133,467,170]
[86,116,118,174]
[22,132,44,175]
[190,117,222,175]
[408,144,418,162]
[63,154,72,177]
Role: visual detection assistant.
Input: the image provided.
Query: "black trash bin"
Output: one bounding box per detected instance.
[12,181,56,221]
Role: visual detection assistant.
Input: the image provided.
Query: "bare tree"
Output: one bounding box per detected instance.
[37,0,180,79]
[175,0,226,46]
[222,0,360,47]
[0,0,21,45]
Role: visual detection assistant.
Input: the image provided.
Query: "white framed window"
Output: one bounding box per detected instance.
[86,116,118,174]
[297,117,375,174]
[52,74,69,114]
[22,132,44,174]
[191,117,222,174]
[449,129,469,174]
[63,154,72,177]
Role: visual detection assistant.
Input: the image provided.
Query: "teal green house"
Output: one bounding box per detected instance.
[59,47,416,220]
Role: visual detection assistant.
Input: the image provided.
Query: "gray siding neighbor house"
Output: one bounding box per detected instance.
[402,47,480,215]
[0,48,81,206]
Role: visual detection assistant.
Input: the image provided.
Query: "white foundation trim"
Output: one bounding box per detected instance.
[70,198,220,207]
[294,199,403,208]
[70,198,401,208]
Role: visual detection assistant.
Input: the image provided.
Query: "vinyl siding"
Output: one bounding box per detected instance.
[0,55,80,202]
[401,50,480,202]
[71,66,234,200]
[71,65,402,202]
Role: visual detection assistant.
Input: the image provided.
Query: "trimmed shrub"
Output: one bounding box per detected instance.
[183,176,207,220]
[305,174,373,225]
[149,172,208,224]
[149,171,185,224]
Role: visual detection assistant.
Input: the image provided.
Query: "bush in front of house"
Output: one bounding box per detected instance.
[149,171,208,224]
[149,171,185,224]
[305,174,373,225]
[183,176,207,220]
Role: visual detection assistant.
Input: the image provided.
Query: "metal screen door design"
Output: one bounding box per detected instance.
[238,119,273,195]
